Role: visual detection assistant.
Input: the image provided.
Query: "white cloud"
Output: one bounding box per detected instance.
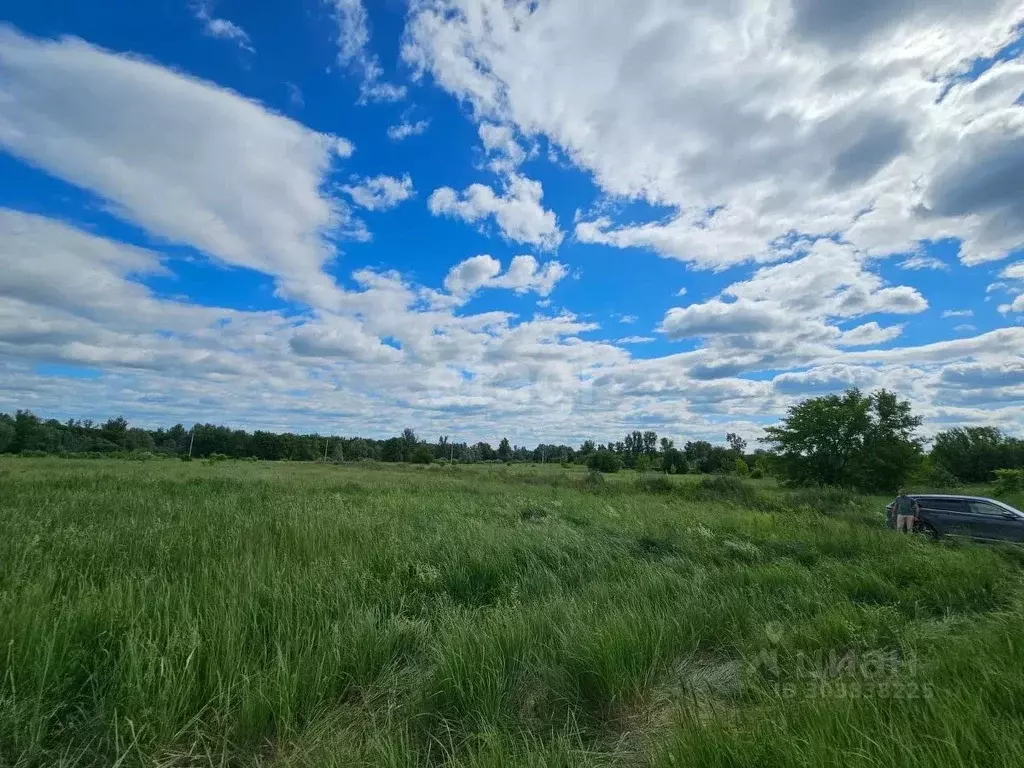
[3,207,1022,443]
[442,254,502,295]
[942,309,975,318]
[191,1,254,51]
[675,288,688,297]
[1002,261,1024,279]
[617,336,655,344]
[326,0,406,103]
[618,315,638,324]
[443,254,568,297]
[955,324,978,332]
[0,26,360,310]
[342,174,415,211]
[900,254,948,271]
[838,322,904,347]
[478,121,526,172]
[428,173,563,249]
[387,119,430,141]
[405,0,1024,269]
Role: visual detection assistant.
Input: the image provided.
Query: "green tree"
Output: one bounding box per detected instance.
[0,414,14,453]
[762,388,922,492]
[931,427,1020,483]
[409,445,434,464]
[726,432,747,455]
[497,437,512,462]
[635,454,651,473]
[587,451,621,473]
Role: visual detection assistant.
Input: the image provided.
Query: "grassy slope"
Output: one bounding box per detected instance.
[1,458,1023,767]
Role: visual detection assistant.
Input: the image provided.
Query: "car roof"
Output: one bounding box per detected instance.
[909,494,992,502]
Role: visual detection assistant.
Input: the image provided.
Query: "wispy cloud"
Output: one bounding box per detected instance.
[191,1,254,52]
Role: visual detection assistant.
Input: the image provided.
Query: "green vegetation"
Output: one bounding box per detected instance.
[762,388,924,492]
[3,458,1024,767]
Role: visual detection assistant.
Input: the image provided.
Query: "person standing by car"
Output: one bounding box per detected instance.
[893,489,920,533]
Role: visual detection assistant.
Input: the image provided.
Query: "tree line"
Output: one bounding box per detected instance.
[0,409,756,472]
[2,388,1022,492]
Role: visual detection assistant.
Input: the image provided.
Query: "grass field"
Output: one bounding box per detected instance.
[2,458,1024,767]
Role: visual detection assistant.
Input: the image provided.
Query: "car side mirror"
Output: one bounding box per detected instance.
[1002,512,1019,520]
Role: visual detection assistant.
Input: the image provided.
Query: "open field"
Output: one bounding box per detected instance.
[2,458,1024,767]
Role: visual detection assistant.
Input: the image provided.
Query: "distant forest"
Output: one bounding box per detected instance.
[0,408,752,473]
[3,398,1024,488]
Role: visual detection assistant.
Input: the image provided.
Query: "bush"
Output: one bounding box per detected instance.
[994,469,1024,496]
[410,446,434,464]
[635,454,651,473]
[586,451,621,473]
[577,469,608,492]
[634,475,674,494]
[734,458,749,476]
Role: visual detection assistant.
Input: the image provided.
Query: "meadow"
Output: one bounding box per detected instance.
[2,458,1024,767]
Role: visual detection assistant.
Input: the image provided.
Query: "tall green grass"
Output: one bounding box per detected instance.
[1,458,1023,766]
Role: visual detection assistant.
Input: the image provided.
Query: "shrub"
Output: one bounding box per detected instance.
[634,475,674,494]
[734,458,749,476]
[586,451,621,473]
[410,446,434,464]
[994,469,1024,496]
[577,469,608,492]
[635,454,651,473]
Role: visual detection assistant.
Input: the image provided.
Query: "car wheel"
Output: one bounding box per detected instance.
[914,521,939,540]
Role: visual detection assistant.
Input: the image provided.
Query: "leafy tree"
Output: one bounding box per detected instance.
[401,428,417,461]
[100,416,129,448]
[587,450,622,473]
[734,458,750,476]
[381,437,405,462]
[931,427,1022,483]
[635,454,652,473]
[661,447,687,474]
[762,388,922,492]
[0,414,14,453]
[726,432,747,455]
[410,445,434,464]
[497,437,512,462]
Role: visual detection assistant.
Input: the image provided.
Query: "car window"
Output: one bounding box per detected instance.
[967,501,1003,516]
[920,498,966,513]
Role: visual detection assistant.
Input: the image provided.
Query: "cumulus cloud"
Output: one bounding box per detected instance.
[838,322,905,347]
[773,365,882,395]
[478,121,526,172]
[342,174,415,210]
[405,0,1024,268]
[0,26,360,309]
[443,254,568,298]
[387,119,430,141]
[428,174,563,249]
[325,0,406,103]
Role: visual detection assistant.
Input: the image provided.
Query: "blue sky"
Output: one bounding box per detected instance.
[1,0,1023,444]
